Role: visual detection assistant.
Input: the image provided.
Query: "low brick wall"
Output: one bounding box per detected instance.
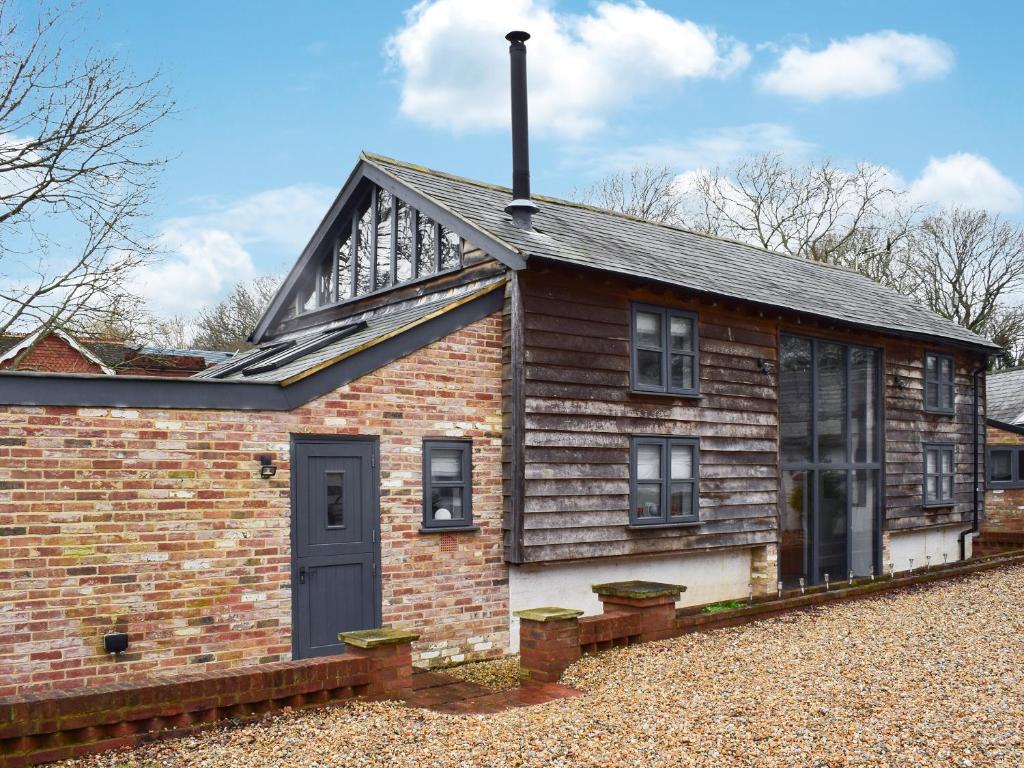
[0,633,417,768]
[515,551,1024,684]
[973,530,1024,556]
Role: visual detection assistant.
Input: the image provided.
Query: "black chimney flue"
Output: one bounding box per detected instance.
[505,30,539,229]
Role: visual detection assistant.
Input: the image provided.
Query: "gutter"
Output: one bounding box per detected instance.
[960,366,984,560]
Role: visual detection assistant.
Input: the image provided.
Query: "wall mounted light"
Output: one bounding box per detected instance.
[259,455,277,479]
[757,358,775,375]
[894,374,909,391]
[103,632,129,655]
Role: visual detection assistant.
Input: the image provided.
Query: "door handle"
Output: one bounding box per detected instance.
[299,567,306,584]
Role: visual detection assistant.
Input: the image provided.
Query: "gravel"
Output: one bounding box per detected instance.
[63,564,1024,767]
[440,656,521,691]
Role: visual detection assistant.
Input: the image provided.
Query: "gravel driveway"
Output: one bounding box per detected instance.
[66,564,1024,768]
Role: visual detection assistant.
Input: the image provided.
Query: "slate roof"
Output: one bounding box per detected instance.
[198,277,504,383]
[363,153,997,352]
[987,368,1024,425]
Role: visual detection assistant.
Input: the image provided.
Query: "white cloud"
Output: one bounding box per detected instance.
[387,0,749,138]
[132,184,332,315]
[592,123,816,173]
[759,31,953,101]
[909,153,1022,212]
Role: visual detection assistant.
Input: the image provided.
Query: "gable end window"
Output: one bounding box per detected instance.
[923,352,955,414]
[987,446,1024,489]
[422,439,475,531]
[923,443,955,506]
[629,436,699,526]
[630,303,699,396]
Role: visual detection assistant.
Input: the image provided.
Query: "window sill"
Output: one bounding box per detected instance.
[923,408,955,416]
[627,521,701,530]
[418,525,479,535]
[922,502,955,509]
[629,389,704,400]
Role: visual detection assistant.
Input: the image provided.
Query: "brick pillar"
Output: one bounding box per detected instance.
[514,607,583,685]
[750,543,778,597]
[592,581,685,642]
[338,628,420,699]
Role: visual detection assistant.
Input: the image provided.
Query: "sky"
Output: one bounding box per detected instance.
[38,0,1024,316]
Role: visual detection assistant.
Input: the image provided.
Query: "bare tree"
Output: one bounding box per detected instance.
[189,276,281,352]
[680,153,913,269]
[0,1,172,344]
[982,305,1024,370]
[573,164,684,224]
[909,208,1024,335]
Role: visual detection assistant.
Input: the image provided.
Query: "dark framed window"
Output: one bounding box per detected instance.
[629,436,699,526]
[923,443,955,506]
[923,352,955,414]
[630,303,699,396]
[422,439,474,530]
[987,446,1024,488]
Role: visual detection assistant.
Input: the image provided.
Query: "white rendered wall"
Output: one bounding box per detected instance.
[507,549,752,652]
[887,524,970,571]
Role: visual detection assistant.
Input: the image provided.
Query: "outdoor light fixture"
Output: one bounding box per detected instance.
[869,565,875,582]
[259,455,277,479]
[908,557,914,572]
[777,580,783,598]
[757,358,775,375]
[848,570,854,586]
[799,577,805,595]
[103,632,129,655]
[894,374,909,391]
[888,561,895,578]
[926,555,932,571]
[824,573,830,591]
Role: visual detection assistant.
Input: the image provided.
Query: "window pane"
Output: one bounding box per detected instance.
[636,444,662,480]
[670,483,693,518]
[941,384,954,410]
[326,472,344,528]
[439,225,461,270]
[817,471,848,583]
[670,444,693,480]
[637,349,663,387]
[1018,450,1024,482]
[317,256,333,306]
[669,315,693,352]
[395,200,414,283]
[416,215,437,277]
[635,312,662,347]
[670,354,693,391]
[926,354,937,377]
[850,469,877,577]
[941,476,953,500]
[337,230,352,301]
[635,483,661,518]
[925,381,939,409]
[355,198,373,294]
[816,342,847,464]
[780,335,813,464]
[991,450,1012,481]
[850,347,878,463]
[941,449,953,475]
[925,449,937,474]
[375,189,393,289]
[430,449,463,482]
[939,357,952,381]
[925,475,937,501]
[431,486,463,521]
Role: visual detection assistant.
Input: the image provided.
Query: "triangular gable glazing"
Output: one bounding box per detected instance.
[288,181,463,319]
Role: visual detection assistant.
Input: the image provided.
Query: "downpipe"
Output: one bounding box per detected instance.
[959,367,983,560]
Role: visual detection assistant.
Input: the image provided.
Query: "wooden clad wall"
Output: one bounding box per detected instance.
[508,262,986,565]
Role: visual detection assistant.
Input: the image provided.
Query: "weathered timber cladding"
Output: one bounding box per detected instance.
[511,262,986,564]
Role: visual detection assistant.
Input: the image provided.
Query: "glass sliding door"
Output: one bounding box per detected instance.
[779,334,882,586]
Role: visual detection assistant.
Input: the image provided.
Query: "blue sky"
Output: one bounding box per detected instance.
[56,0,1024,315]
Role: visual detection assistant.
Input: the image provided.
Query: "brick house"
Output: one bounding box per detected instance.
[0,326,230,377]
[982,368,1024,534]
[0,34,997,696]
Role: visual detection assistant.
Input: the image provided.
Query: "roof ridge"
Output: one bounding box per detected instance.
[360,151,885,282]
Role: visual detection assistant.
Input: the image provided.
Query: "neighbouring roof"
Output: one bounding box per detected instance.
[198,277,504,384]
[987,368,1024,425]
[362,152,998,352]
[0,328,116,374]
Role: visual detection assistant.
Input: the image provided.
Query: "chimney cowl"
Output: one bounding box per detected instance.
[505,29,537,229]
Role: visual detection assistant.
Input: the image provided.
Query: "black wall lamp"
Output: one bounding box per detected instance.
[259,455,277,479]
[757,358,776,375]
[103,632,129,655]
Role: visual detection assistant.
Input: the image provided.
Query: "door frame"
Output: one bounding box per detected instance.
[289,434,382,660]
[777,332,886,585]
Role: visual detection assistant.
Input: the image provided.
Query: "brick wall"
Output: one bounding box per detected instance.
[0,335,104,374]
[985,423,1024,532]
[0,314,508,696]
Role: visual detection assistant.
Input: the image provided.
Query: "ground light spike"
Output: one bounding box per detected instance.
[799,577,805,595]
[848,570,854,586]
[777,580,783,598]
[824,573,830,591]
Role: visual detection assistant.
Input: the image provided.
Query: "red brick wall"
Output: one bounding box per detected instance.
[985,423,1024,532]
[0,314,507,696]
[0,335,104,374]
